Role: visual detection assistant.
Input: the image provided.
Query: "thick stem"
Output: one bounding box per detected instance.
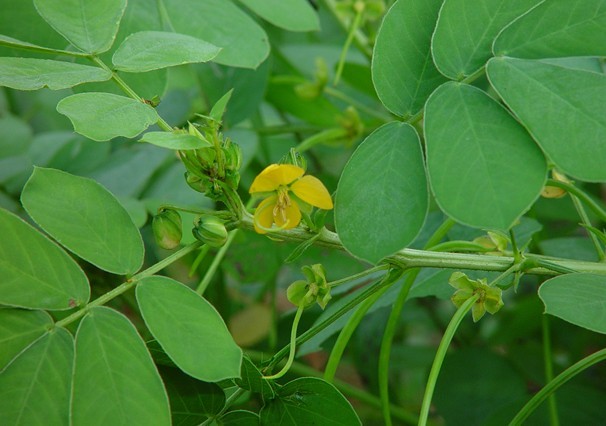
[237,215,606,276]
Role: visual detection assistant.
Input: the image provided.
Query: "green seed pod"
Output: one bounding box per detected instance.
[193,215,228,247]
[152,209,182,250]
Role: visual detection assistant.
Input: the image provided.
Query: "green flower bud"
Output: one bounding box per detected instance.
[287,280,316,308]
[152,209,182,250]
[448,272,504,322]
[193,215,228,247]
[223,139,242,172]
[185,172,207,193]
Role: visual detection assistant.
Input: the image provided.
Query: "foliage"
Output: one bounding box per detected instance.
[1,0,606,424]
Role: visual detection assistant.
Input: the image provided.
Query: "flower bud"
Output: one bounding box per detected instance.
[152,209,182,250]
[193,215,228,247]
[185,172,207,193]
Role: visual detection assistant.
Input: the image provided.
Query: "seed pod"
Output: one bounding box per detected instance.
[192,215,228,247]
[152,209,182,250]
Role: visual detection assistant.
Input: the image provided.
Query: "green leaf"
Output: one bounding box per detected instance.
[0,309,53,369]
[0,208,89,310]
[487,57,606,182]
[236,357,275,400]
[0,328,74,426]
[21,167,144,275]
[112,31,221,72]
[72,307,171,426]
[493,0,606,58]
[56,92,158,141]
[0,34,84,57]
[260,377,361,425]
[431,0,541,79]
[372,0,447,116]
[0,58,111,90]
[539,273,606,334]
[336,122,428,263]
[162,0,269,69]
[237,0,319,32]
[0,0,72,55]
[0,114,32,183]
[209,89,234,123]
[140,131,211,150]
[136,276,242,382]
[221,410,260,425]
[159,366,226,425]
[424,82,547,229]
[33,0,127,54]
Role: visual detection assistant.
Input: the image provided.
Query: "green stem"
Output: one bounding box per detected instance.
[296,128,348,153]
[509,348,606,425]
[196,229,239,295]
[542,316,560,426]
[333,3,364,86]
[89,56,173,132]
[379,271,418,426]
[327,264,389,288]
[321,0,373,59]
[237,215,606,276]
[419,294,480,426]
[324,287,387,382]
[324,86,391,121]
[570,193,605,261]
[546,179,606,222]
[56,242,202,328]
[263,303,305,380]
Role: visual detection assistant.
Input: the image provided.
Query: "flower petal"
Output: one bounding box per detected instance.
[274,200,302,230]
[290,175,333,209]
[249,164,305,193]
[253,196,277,234]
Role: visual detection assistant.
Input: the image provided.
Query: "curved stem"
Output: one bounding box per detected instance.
[56,242,202,328]
[570,192,605,261]
[263,269,399,371]
[509,348,606,425]
[263,304,305,380]
[546,179,606,222]
[419,294,479,426]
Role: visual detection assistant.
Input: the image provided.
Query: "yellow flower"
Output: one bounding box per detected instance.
[249,164,333,234]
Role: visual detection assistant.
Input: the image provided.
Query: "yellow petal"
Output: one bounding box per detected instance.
[249,164,305,193]
[274,199,302,230]
[253,196,277,234]
[290,175,333,209]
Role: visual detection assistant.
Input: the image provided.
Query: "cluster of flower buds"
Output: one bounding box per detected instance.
[180,123,242,201]
[287,264,332,309]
